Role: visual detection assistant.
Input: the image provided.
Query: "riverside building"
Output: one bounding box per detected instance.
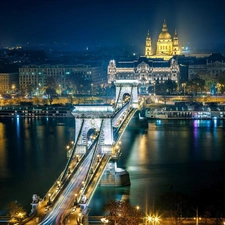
[108,57,180,94]
[19,64,106,93]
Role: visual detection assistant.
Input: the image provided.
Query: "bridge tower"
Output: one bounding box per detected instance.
[108,60,140,108]
[114,80,139,109]
[71,104,115,154]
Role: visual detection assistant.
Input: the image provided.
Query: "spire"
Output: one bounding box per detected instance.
[173,28,180,55]
[174,29,178,37]
[146,30,151,40]
[162,19,168,32]
[145,30,153,57]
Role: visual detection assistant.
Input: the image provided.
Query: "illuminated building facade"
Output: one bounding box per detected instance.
[108,56,180,94]
[188,53,225,80]
[145,20,181,60]
[0,73,18,93]
[19,64,105,92]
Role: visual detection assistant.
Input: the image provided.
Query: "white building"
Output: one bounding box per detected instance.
[108,56,180,94]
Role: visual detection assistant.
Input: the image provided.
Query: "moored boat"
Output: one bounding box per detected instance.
[0,104,73,118]
[145,108,225,120]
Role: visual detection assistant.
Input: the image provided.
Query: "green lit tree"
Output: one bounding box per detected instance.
[197,71,215,93]
[217,71,225,94]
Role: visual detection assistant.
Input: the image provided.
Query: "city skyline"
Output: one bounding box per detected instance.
[0,0,225,52]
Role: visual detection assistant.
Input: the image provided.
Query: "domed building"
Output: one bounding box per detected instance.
[145,20,181,60]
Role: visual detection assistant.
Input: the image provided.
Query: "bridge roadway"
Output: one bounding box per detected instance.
[30,150,109,225]
[24,100,144,225]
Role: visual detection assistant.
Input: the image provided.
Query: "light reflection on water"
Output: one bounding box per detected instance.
[0,118,225,216]
[0,117,73,215]
[89,119,225,215]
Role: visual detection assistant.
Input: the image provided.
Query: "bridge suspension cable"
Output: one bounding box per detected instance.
[128,85,133,107]
[84,119,104,185]
[115,85,122,109]
[61,119,85,182]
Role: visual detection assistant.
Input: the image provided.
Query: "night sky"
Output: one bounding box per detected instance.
[0,0,225,52]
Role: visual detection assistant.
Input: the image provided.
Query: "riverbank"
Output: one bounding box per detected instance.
[0,104,73,117]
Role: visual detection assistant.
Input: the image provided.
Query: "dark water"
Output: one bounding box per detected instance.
[89,119,225,215]
[0,118,225,216]
[0,117,74,215]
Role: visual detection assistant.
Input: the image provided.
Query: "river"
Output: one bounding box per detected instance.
[0,117,225,216]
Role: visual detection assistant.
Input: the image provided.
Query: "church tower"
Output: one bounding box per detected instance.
[172,29,180,55]
[145,30,153,57]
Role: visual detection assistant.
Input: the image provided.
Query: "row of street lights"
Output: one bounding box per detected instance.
[66,141,75,150]
[99,205,160,225]
[146,215,160,224]
[136,205,160,225]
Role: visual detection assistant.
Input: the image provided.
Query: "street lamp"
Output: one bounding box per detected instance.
[153,81,156,96]
[82,181,85,187]
[147,215,160,225]
[91,83,93,95]
[78,212,82,225]
[101,217,109,225]
[76,155,79,162]
[47,193,51,205]
[17,212,25,220]
[11,84,16,94]
[57,180,61,189]
[182,83,186,96]
[58,84,61,96]
[74,193,78,205]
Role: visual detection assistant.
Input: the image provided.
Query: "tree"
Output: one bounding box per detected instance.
[67,94,75,105]
[156,192,192,225]
[155,80,163,95]
[202,207,212,225]
[45,87,57,105]
[45,76,58,104]
[67,72,92,95]
[192,78,205,94]
[33,97,41,105]
[7,201,26,224]
[217,71,225,94]
[26,84,35,96]
[164,79,178,94]
[103,199,143,225]
[186,78,205,95]
[197,70,214,92]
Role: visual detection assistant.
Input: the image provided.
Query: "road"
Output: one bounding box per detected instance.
[35,148,95,225]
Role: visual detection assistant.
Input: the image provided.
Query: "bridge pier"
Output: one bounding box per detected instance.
[100,161,130,186]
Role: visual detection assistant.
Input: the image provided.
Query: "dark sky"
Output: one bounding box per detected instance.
[0,0,225,52]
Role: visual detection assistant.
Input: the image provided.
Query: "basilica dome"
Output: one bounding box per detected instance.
[158,20,172,40]
[158,31,172,39]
